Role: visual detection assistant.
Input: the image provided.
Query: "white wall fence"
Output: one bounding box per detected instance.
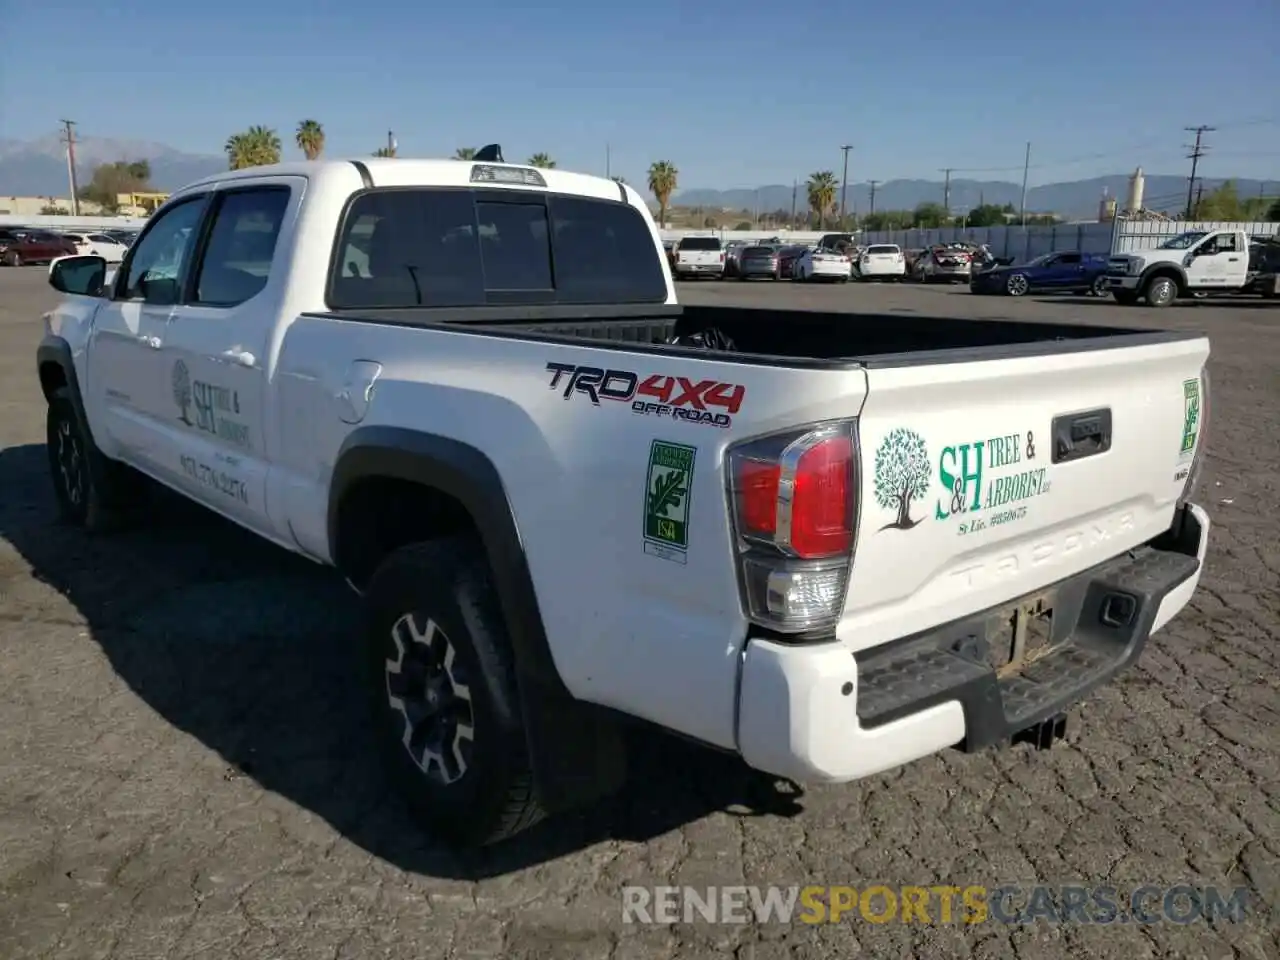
[660,220,1280,258]
[0,214,149,230]
[9,213,1275,259]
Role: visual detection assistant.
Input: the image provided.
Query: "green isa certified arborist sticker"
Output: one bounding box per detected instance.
[644,440,696,564]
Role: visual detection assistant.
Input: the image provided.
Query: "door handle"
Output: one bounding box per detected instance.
[221,349,257,368]
[136,334,161,349]
[1227,257,1240,262]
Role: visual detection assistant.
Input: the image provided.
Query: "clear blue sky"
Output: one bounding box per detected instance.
[3,0,1278,189]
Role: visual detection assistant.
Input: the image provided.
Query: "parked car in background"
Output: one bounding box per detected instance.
[724,241,750,278]
[912,244,973,283]
[856,244,906,280]
[971,251,1110,297]
[60,232,130,262]
[775,244,808,280]
[736,244,780,280]
[0,228,77,266]
[792,246,852,282]
[104,229,140,248]
[672,236,725,279]
[816,232,856,253]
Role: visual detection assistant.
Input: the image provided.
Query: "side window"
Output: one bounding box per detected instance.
[328,189,484,308]
[1215,233,1238,253]
[117,197,206,304]
[192,187,291,306]
[474,201,552,290]
[548,196,666,302]
[1057,253,1082,265]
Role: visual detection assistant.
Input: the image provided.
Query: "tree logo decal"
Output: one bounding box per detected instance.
[172,360,192,425]
[873,428,930,531]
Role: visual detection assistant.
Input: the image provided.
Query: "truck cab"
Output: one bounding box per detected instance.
[1104,228,1251,306]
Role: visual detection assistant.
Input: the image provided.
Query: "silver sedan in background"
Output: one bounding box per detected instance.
[736,244,780,280]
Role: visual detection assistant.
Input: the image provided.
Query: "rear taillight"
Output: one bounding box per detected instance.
[727,420,859,634]
[720,253,725,262]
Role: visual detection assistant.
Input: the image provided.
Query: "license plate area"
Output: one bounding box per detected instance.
[983,592,1056,676]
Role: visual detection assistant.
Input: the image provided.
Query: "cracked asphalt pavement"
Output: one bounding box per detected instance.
[0,268,1276,959]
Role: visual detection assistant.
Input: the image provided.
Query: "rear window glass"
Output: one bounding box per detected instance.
[677,237,721,251]
[742,246,774,256]
[867,245,900,254]
[328,189,667,308]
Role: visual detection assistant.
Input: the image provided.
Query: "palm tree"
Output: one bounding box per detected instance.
[806,171,838,229]
[225,126,282,170]
[296,119,324,160]
[527,153,555,168]
[454,147,476,160]
[373,146,396,158]
[647,161,678,229]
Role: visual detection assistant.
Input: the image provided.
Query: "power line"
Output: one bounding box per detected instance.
[1184,125,1214,216]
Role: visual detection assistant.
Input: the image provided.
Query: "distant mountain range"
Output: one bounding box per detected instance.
[1,132,1271,220]
[671,175,1275,221]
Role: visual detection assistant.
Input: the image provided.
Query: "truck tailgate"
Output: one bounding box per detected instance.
[843,336,1208,650]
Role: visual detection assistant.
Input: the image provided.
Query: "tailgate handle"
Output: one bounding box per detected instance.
[1052,408,1112,463]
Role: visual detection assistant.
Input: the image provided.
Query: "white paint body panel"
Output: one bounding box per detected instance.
[41,157,1212,782]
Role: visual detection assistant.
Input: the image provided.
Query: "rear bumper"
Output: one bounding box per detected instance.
[735,503,1209,783]
[860,263,906,276]
[675,262,724,275]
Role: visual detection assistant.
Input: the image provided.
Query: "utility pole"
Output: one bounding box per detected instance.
[1019,141,1031,226]
[791,180,797,229]
[868,180,879,216]
[940,168,953,215]
[1184,125,1213,218]
[59,119,80,216]
[839,144,853,227]
[1194,183,1204,219]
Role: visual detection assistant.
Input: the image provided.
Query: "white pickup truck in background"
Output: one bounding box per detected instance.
[1104,228,1252,306]
[671,235,725,279]
[38,148,1211,848]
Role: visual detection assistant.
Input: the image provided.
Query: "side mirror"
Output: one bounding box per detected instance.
[49,255,107,297]
[139,275,180,306]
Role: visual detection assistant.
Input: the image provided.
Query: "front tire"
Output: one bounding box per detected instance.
[1143,274,1178,308]
[5,251,22,267]
[46,389,128,532]
[364,539,545,848]
[1006,273,1030,297]
[1090,275,1107,297]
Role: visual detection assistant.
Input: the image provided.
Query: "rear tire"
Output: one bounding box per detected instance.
[5,251,21,267]
[1090,275,1107,297]
[363,538,545,848]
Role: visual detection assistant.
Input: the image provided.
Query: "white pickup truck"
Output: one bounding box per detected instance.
[38,148,1211,848]
[1103,228,1252,306]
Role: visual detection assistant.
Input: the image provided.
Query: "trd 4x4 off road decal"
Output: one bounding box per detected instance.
[545,362,744,428]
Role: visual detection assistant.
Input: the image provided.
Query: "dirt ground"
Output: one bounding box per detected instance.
[0,268,1276,959]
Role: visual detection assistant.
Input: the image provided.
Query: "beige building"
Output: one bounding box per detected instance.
[0,191,167,218]
[0,195,107,216]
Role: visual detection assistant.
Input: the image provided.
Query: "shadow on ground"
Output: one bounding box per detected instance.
[0,443,803,879]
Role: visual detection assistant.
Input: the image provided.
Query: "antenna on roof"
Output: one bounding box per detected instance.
[473,144,503,163]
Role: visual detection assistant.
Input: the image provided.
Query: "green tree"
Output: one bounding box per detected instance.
[734,220,752,230]
[39,204,69,215]
[1267,197,1280,222]
[648,161,678,228]
[78,160,153,213]
[873,428,930,530]
[527,153,556,168]
[912,202,948,228]
[1193,180,1249,220]
[295,119,325,160]
[806,171,838,229]
[454,147,476,160]
[225,126,282,170]
[372,147,396,158]
[965,204,1008,227]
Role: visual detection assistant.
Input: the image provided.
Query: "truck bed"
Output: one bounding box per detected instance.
[318,304,1194,368]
